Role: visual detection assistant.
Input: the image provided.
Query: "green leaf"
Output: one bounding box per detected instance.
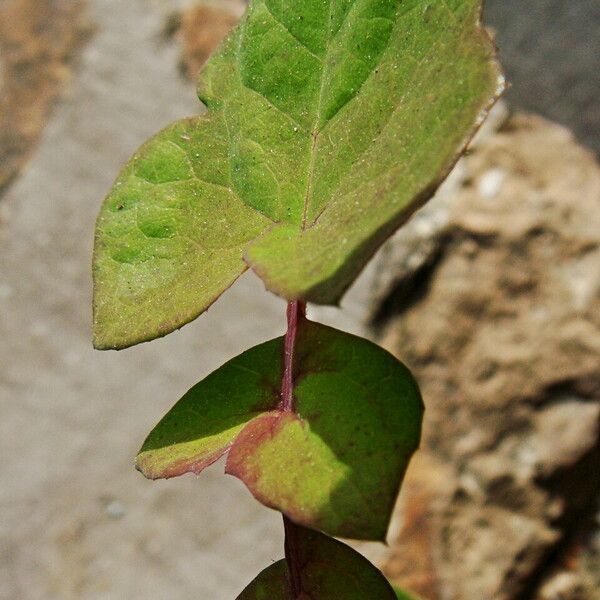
[237,524,397,599]
[94,0,502,349]
[92,117,271,349]
[136,320,423,540]
[135,332,283,479]
[393,585,422,600]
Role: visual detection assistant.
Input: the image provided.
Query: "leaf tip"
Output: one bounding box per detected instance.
[134,454,155,480]
[136,447,231,481]
[92,333,118,352]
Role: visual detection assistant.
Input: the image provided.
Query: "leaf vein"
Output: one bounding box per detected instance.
[262,2,324,63]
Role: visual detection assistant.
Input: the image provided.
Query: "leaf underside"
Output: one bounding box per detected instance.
[93,0,503,349]
[237,524,397,599]
[136,320,423,541]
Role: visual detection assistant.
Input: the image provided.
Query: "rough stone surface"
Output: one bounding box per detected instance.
[485,0,600,155]
[0,0,89,191]
[377,113,600,600]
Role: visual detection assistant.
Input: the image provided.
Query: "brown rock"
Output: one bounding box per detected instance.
[168,1,245,80]
[538,572,587,600]
[377,112,600,599]
[0,0,90,192]
[383,454,449,599]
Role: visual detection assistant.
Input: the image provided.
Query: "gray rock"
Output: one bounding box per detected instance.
[485,0,600,154]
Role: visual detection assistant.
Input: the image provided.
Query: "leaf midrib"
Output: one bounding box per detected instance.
[229,1,465,231]
[234,0,366,229]
[300,0,337,229]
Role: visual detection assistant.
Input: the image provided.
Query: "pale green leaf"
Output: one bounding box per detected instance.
[94,0,502,348]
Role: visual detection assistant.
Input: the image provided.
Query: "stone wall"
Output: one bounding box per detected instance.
[376,111,600,600]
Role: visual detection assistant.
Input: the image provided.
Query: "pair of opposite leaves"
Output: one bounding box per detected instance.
[93,0,501,597]
[138,317,424,598]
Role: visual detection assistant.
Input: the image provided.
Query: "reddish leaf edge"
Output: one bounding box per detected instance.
[136,444,235,481]
[135,314,422,542]
[223,410,396,543]
[137,408,393,542]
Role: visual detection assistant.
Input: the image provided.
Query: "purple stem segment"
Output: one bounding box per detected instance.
[280,300,306,413]
[280,300,307,596]
[284,515,304,598]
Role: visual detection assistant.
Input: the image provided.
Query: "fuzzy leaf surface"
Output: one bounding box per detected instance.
[237,525,397,599]
[136,320,423,540]
[93,0,502,349]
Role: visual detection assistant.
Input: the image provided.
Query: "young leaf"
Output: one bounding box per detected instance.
[136,320,423,541]
[237,524,397,599]
[93,0,503,349]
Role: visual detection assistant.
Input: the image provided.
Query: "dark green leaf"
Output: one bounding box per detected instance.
[135,334,282,479]
[136,320,423,540]
[237,524,397,599]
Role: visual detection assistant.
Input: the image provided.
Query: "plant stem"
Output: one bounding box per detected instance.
[283,515,304,597]
[281,300,306,596]
[280,300,305,413]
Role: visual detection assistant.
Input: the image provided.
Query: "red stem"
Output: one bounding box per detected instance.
[280,300,306,596]
[280,300,305,413]
[283,515,304,597]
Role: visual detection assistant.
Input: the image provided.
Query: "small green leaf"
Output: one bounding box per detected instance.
[94,0,502,349]
[237,524,397,599]
[393,585,422,600]
[135,334,283,479]
[136,320,423,540]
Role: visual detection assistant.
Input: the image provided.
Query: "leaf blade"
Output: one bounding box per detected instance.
[136,320,423,540]
[237,524,397,599]
[94,0,502,348]
[135,336,283,479]
[245,0,503,301]
[92,116,270,350]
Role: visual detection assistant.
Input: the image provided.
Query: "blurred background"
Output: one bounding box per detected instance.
[0,1,598,599]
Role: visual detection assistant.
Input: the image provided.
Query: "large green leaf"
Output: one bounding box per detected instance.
[136,320,423,540]
[237,524,397,599]
[93,0,502,349]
